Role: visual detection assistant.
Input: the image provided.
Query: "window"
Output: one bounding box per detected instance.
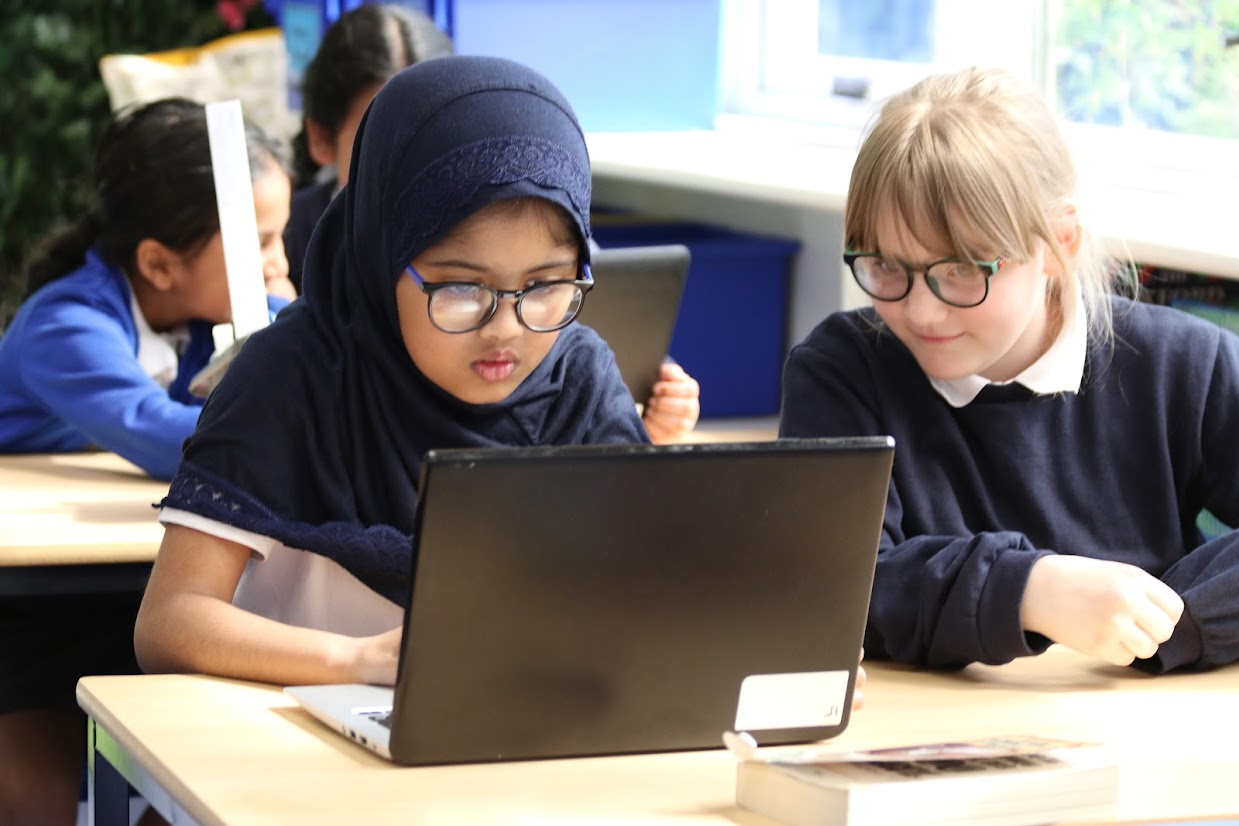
[1054,0,1239,139]
[721,0,1046,131]
[720,0,1239,181]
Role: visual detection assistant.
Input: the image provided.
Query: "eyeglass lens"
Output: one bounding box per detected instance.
[429,281,585,332]
[850,255,990,307]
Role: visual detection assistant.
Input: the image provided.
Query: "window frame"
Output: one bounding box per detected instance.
[722,0,1047,129]
[718,0,1237,200]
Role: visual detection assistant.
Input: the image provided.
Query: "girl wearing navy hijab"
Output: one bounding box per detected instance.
[135,56,653,686]
[284,3,699,443]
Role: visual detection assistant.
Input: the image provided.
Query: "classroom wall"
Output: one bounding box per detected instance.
[451,0,722,131]
[269,0,724,130]
[591,175,849,352]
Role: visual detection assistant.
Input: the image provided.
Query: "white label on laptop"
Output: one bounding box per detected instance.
[734,671,849,731]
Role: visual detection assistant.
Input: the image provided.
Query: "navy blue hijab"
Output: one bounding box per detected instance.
[163,56,647,604]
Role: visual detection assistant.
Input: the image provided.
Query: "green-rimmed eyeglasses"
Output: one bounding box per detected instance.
[404,264,593,333]
[843,250,1003,309]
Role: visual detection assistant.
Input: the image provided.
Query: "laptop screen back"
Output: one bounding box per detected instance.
[388,437,894,765]
[576,244,690,403]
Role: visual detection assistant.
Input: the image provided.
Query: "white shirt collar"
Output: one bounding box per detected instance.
[129,288,190,390]
[928,294,1087,408]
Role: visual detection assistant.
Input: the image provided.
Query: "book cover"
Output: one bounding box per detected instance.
[732,735,1118,826]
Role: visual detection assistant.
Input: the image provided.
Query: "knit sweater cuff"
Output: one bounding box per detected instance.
[1131,606,1203,674]
[977,547,1052,663]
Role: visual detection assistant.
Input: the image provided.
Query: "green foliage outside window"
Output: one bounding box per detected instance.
[0,1,273,326]
[1056,0,1239,137]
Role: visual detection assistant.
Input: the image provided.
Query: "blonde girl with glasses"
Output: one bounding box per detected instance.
[781,66,1239,674]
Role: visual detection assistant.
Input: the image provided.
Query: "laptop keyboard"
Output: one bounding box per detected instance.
[360,710,393,729]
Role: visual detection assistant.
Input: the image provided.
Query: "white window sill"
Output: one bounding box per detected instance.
[587,125,1239,280]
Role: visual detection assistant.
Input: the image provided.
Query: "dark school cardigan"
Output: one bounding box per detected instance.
[780,296,1239,673]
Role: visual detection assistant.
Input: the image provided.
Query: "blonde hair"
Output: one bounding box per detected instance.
[846,66,1118,344]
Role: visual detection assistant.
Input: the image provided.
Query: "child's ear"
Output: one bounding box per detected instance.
[1044,204,1082,278]
[305,118,338,169]
[133,238,180,291]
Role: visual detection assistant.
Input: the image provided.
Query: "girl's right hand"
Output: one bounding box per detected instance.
[1020,555,1184,666]
[642,362,700,444]
[348,627,404,685]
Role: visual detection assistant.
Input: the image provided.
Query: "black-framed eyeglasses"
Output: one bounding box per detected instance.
[404,264,593,333]
[843,250,1003,309]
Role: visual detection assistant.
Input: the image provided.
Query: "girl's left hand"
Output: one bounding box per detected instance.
[643,362,700,444]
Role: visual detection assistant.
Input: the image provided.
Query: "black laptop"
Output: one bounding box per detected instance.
[285,436,894,765]
[576,244,690,403]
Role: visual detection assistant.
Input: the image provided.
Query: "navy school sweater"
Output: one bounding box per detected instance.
[780,296,1239,673]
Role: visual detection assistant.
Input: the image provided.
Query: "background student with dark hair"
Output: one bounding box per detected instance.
[285,2,455,292]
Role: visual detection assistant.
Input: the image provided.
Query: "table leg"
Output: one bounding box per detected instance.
[86,716,131,826]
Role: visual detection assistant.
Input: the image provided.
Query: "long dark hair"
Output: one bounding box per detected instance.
[23,97,288,297]
[291,3,455,188]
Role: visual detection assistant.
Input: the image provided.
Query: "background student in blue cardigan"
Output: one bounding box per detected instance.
[284,2,700,444]
[0,98,291,825]
[0,97,295,481]
[780,66,1239,675]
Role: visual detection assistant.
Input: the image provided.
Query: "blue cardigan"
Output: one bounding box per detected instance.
[781,297,1239,673]
[0,250,282,480]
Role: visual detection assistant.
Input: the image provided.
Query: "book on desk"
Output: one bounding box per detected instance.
[731,734,1118,826]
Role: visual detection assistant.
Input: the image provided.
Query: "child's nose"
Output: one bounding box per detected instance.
[903,274,948,325]
[481,296,524,340]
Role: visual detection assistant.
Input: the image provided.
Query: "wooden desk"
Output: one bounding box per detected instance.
[77,647,1239,826]
[684,417,779,443]
[0,452,167,594]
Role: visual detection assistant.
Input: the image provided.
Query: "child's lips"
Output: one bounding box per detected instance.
[914,330,964,345]
[472,353,518,382]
